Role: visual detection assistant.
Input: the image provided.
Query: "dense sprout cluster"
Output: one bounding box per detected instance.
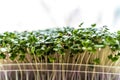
[0,24,120,65]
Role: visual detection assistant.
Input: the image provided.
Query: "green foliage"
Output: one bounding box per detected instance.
[0,23,120,64]
[91,24,96,27]
[93,58,100,64]
[0,53,6,59]
[108,53,120,62]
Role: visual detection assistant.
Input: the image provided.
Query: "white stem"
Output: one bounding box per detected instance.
[16,71,18,80]
[4,71,8,80]
[26,71,29,80]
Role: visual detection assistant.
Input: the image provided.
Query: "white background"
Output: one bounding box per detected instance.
[0,0,120,32]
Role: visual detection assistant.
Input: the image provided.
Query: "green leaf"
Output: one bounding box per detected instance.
[82,47,87,50]
[93,58,100,64]
[79,22,84,27]
[41,45,46,50]
[56,44,62,48]
[117,52,120,56]
[94,45,105,48]
[87,47,93,51]
[0,53,6,59]
[53,48,59,51]
[108,54,113,59]
[111,56,119,62]
[19,55,25,61]
[91,24,96,27]
[10,53,17,60]
[108,54,119,62]
[31,47,35,53]
[48,57,56,63]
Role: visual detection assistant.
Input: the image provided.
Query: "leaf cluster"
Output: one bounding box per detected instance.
[0,24,120,64]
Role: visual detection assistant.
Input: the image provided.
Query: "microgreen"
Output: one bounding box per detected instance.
[0,23,120,66]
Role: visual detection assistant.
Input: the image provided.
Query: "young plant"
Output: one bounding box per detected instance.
[0,23,120,80]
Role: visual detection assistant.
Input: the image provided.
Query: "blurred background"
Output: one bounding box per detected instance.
[0,0,120,32]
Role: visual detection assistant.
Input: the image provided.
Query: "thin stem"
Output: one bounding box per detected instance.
[15,60,22,80]
[25,54,36,80]
[85,53,92,80]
